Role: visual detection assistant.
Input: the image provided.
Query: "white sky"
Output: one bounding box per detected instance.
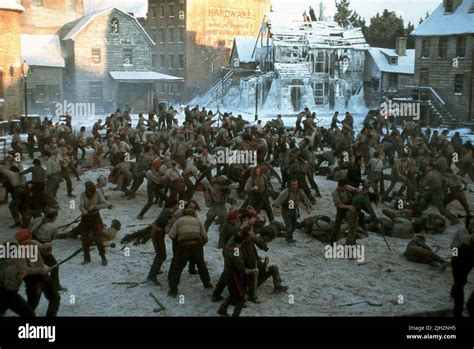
[84,0,442,26]
[271,0,441,26]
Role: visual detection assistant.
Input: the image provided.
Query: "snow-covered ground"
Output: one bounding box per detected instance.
[1,150,472,316]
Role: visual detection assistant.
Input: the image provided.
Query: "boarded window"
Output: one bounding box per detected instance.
[91,48,101,64]
[438,38,447,59]
[178,28,185,43]
[169,3,174,17]
[178,54,184,69]
[160,5,165,17]
[421,39,430,58]
[454,74,464,94]
[151,5,156,18]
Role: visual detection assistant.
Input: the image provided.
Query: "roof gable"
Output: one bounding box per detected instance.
[63,7,154,46]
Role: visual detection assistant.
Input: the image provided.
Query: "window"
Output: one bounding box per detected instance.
[35,85,59,103]
[32,0,43,7]
[371,78,379,91]
[151,5,156,18]
[445,0,454,13]
[454,74,464,94]
[438,37,447,59]
[218,40,226,47]
[91,48,101,64]
[89,82,103,104]
[421,39,430,58]
[111,18,119,34]
[178,54,184,69]
[169,4,174,17]
[388,74,398,89]
[169,27,175,43]
[160,83,166,93]
[160,28,166,43]
[160,54,166,69]
[456,36,466,57]
[152,54,157,69]
[160,5,165,17]
[178,27,185,43]
[66,0,76,12]
[152,28,157,42]
[389,57,398,65]
[420,67,429,85]
[123,49,133,65]
[169,54,175,69]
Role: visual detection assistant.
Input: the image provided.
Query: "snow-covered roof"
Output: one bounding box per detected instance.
[265,11,369,50]
[21,34,65,68]
[0,0,24,12]
[109,71,183,82]
[275,62,312,79]
[368,48,415,75]
[63,7,154,45]
[412,0,474,36]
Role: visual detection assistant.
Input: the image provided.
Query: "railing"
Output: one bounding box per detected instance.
[199,70,234,102]
[402,85,456,126]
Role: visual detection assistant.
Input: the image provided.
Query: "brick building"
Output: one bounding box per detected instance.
[62,7,181,114]
[0,0,25,122]
[411,0,474,123]
[143,0,270,101]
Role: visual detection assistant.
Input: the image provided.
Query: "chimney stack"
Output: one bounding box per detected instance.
[395,37,407,56]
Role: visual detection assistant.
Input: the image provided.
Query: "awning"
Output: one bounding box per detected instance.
[109,71,184,83]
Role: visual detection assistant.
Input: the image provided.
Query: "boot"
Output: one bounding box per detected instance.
[231,303,244,317]
[82,248,91,265]
[272,268,289,293]
[101,255,108,266]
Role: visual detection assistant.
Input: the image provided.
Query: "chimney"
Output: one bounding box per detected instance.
[395,37,407,56]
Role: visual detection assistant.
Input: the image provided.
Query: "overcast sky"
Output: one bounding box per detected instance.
[85,0,442,26]
[271,0,441,26]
